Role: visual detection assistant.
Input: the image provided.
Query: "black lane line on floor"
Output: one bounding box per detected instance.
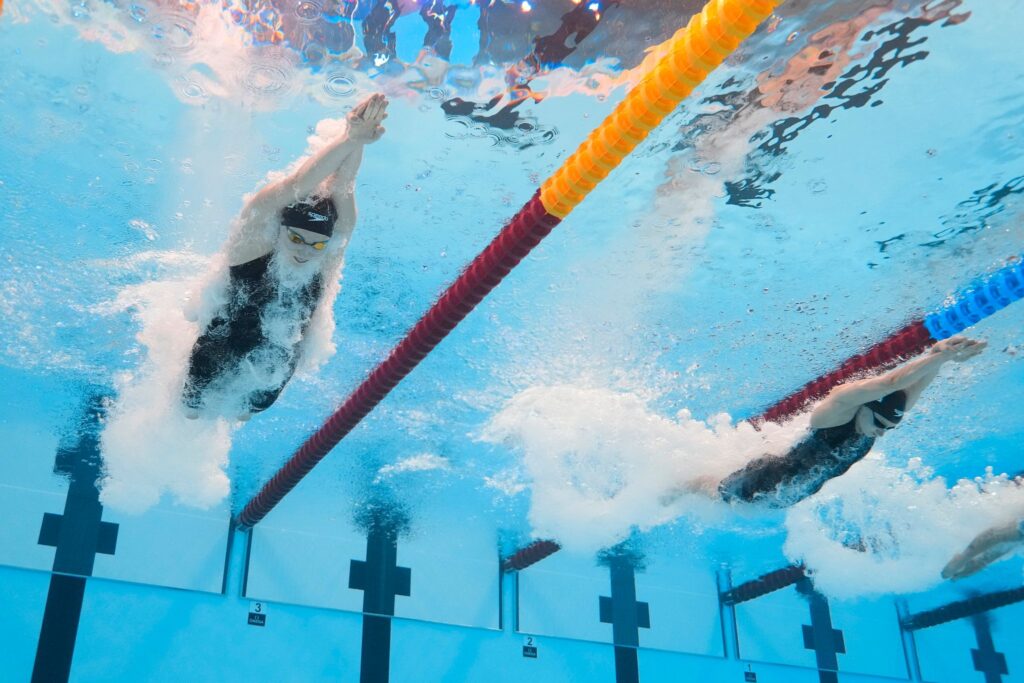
[360,615,394,683]
[350,517,411,683]
[32,574,87,683]
[796,578,845,683]
[599,550,649,683]
[33,395,119,683]
[613,646,640,683]
[970,614,1008,683]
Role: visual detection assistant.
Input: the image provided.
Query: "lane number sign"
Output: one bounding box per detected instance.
[248,601,267,627]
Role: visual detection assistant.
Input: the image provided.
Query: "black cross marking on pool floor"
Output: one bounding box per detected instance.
[598,549,650,683]
[797,578,845,683]
[349,509,411,683]
[970,614,1008,683]
[32,395,119,683]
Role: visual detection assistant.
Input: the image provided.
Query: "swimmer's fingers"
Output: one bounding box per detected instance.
[944,537,1018,579]
[940,552,966,579]
[934,336,983,360]
[952,339,988,362]
[944,336,970,351]
[365,93,384,114]
[937,552,978,581]
[942,549,985,580]
[350,97,372,121]
[958,339,983,360]
[365,97,389,124]
[349,95,387,133]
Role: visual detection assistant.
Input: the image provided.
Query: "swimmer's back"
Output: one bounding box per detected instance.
[718,419,876,508]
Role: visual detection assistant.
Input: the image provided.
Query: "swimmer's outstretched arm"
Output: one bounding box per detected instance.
[223,95,387,265]
[811,336,986,428]
[942,518,1024,580]
[243,94,388,220]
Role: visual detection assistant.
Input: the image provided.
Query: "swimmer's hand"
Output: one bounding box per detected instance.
[941,519,1024,580]
[931,336,987,363]
[347,93,388,144]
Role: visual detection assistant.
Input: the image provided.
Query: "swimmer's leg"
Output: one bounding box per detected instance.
[244,383,286,416]
[182,323,236,416]
[717,450,811,507]
[719,438,856,508]
[241,353,300,417]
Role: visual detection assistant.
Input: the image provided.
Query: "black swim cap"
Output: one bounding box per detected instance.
[281,196,338,237]
[864,390,908,425]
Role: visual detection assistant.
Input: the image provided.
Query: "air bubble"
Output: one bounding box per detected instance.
[244,63,290,94]
[323,72,355,98]
[151,13,197,52]
[182,81,205,98]
[295,0,321,21]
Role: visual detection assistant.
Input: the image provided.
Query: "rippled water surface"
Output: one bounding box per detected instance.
[1,0,1023,615]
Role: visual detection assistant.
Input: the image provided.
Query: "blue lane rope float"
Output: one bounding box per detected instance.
[761,254,1024,423]
[924,257,1024,340]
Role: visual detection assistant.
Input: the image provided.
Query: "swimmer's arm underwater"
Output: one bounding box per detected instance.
[810,336,986,429]
[942,518,1024,580]
[225,95,387,265]
[244,94,387,219]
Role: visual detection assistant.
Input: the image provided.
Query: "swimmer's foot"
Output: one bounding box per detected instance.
[184,408,199,420]
[236,412,251,423]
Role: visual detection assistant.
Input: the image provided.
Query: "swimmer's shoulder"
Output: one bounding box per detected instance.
[227,242,274,267]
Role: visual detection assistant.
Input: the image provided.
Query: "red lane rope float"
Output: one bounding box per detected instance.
[756,255,1024,423]
[502,539,562,572]
[236,194,560,528]
[489,322,933,569]
[721,564,807,606]
[754,319,934,424]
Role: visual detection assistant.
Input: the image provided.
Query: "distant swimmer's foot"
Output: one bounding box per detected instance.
[184,408,199,420]
[237,412,251,423]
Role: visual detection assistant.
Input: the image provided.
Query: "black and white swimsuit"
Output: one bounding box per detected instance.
[183,197,337,414]
[718,419,876,508]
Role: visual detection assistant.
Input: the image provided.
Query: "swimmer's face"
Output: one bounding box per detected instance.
[855,405,898,438]
[280,226,330,265]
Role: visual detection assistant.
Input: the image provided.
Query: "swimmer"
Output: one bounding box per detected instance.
[183,93,388,421]
[715,336,987,507]
[943,506,1024,580]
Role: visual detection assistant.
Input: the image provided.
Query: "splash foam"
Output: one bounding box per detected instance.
[480,383,806,553]
[785,461,1024,598]
[96,257,234,512]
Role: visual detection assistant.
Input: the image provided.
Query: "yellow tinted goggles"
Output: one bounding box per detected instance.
[286,228,328,251]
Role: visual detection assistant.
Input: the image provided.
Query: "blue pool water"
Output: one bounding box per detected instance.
[2,0,1023,680]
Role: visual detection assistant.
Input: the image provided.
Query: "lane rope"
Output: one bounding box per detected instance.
[236,0,781,528]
